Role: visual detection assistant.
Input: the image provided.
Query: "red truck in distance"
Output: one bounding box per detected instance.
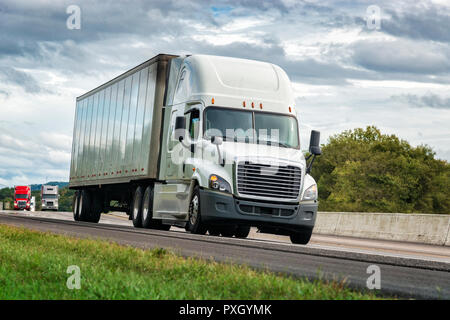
[14,186,31,211]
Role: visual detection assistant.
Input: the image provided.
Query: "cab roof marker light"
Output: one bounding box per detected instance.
[243,101,246,107]
[289,106,292,113]
[211,98,215,104]
[260,103,263,109]
[251,102,254,108]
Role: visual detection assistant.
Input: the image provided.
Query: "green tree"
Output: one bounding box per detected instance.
[312,126,450,214]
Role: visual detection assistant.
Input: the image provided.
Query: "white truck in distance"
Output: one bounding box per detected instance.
[41,185,59,211]
[69,54,321,244]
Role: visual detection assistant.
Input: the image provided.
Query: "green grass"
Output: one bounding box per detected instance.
[0,224,381,299]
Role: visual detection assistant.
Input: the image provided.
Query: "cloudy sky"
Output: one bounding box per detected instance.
[0,0,449,186]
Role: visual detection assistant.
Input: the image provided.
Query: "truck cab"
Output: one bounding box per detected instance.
[14,186,31,211]
[154,55,320,243]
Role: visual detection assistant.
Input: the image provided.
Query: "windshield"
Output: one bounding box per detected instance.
[15,194,28,199]
[42,194,57,199]
[204,107,299,149]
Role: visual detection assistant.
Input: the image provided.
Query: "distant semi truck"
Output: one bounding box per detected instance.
[14,185,31,211]
[69,54,321,244]
[41,185,59,211]
[30,196,36,212]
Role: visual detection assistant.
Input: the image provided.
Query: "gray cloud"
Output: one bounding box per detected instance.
[392,93,450,109]
[0,67,46,93]
[382,6,450,43]
[352,39,450,74]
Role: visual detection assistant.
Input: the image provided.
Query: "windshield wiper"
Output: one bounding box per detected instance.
[260,140,291,148]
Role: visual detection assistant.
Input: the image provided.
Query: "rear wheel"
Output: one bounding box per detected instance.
[141,185,170,230]
[131,186,144,228]
[186,186,207,235]
[73,191,80,221]
[290,228,313,245]
[235,226,251,239]
[88,190,102,223]
[78,190,92,222]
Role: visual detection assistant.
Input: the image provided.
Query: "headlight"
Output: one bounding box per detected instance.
[302,184,317,201]
[209,174,232,193]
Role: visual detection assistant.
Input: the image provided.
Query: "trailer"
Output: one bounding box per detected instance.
[69,54,321,244]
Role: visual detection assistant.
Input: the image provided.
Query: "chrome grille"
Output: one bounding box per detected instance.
[237,161,301,200]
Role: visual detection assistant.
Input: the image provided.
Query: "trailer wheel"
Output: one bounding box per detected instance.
[73,191,80,221]
[78,190,92,222]
[131,186,144,228]
[186,186,207,235]
[88,191,102,223]
[290,228,313,245]
[235,226,251,239]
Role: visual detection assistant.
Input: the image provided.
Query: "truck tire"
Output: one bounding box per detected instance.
[73,191,80,221]
[131,186,144,228]
[142,185,168,230]
[78,190,92,222]
[186,186,207,235]
[235,226,251,239]
[290,228,313,245]
[88,190,102,223]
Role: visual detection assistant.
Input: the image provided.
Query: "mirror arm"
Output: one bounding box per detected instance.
[306,154,316,174]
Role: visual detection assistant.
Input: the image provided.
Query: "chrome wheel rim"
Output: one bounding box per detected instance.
[74,194,79,216]
[142,191,149,222]
[133,193,140,220]
[189,195,199,226]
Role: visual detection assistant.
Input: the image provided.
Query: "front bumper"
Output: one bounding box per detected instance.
[199,188,317,234]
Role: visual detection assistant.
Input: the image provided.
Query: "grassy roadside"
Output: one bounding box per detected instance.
[0,224,381,299]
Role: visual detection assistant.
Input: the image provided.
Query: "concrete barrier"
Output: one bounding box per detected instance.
[314,211,450,246]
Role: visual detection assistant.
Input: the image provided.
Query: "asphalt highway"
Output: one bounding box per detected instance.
[0,210,449,299]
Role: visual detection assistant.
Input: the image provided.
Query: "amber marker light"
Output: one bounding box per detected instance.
[211,98,215,104]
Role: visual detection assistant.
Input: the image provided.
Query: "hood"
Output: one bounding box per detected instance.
[212,141,305,167]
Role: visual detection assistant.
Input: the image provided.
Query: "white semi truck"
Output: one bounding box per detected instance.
[69,54,321,244]
[41,185,59,211]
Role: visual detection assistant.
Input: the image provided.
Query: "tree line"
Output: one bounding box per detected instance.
[311,126,449,214]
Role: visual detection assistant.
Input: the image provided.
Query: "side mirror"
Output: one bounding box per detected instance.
[309,130,321,155]
[174,116,186,141]
[211,136,223,145]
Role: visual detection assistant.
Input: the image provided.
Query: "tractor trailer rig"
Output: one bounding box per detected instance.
[41,185,59,211]
[14,185,31,211]
[69,54,321,244]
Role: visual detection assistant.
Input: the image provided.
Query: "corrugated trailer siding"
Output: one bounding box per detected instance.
[69,55,173,187]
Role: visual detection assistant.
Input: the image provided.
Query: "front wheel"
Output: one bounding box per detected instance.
[186,186,207,235]
[290,228,313,245]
